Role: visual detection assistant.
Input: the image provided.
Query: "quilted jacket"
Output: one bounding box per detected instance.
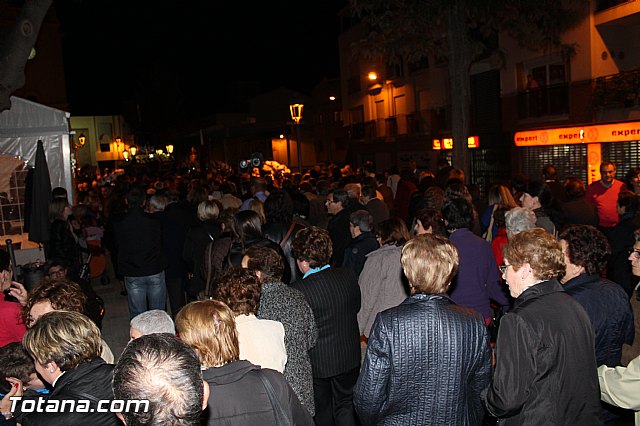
[354,294,491,425]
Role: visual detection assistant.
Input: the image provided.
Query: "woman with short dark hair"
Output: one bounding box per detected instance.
[290,226,361,425]
[357,218,410,338]
[559,225,633,371]
[608,190,640,295]
[214,267,286,373]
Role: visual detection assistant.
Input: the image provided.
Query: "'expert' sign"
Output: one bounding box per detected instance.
[514,122,640,146]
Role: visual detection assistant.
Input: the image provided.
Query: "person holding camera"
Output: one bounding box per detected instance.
[0,248,26,347]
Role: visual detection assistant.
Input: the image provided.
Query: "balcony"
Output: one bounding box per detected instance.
[517,84,569,120]
[347,113,430,141]
[592,68,640,109]
[592,69,640,122]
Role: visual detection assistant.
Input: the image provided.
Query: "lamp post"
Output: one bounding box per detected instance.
[289,103,304,172]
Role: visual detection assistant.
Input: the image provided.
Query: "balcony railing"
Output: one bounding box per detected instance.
[592,68,640,109]
[517,83,569,120]
[347,113,429,141]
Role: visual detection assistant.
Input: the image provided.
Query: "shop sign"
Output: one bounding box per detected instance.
[514,121,640,146]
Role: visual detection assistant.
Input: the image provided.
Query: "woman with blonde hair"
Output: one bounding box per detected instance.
[355,234,491,424]
[0,311,119,425]
[176,299,313,425]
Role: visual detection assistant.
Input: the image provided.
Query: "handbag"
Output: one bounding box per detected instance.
[482,204,496,243]
[255,370,293,426]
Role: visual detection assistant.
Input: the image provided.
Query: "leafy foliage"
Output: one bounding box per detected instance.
[348,0,588,65]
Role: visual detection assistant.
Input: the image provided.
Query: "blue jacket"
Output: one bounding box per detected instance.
[564,273,634,366]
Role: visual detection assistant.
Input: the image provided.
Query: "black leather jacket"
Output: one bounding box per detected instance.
[355,294,491,425]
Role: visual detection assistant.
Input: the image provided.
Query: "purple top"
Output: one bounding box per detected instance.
[448,228,510,319]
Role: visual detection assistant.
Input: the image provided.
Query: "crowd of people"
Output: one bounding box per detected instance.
[1,158,640,425]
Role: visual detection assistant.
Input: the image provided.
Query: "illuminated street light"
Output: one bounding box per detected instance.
[368,71,378,81]
[129,146,137,156]
[166,144,174,154]
[289,102,304,172]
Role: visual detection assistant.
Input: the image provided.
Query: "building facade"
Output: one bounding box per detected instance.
[338,0,640,190]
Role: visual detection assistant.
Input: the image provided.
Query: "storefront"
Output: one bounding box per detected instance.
[514,121,640,183]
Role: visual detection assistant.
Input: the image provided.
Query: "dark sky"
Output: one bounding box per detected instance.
[54,0,347,129]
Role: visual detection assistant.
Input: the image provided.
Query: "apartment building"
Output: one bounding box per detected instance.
[339,0,640,188]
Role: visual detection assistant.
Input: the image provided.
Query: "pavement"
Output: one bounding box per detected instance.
[93,259,130,362]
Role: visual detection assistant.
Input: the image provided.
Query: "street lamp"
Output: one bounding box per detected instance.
[289,103,304,172]
[166,144,174,154]
[129,145,137,157]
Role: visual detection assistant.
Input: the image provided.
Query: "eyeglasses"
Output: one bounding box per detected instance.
[499,264,512,274]
[629,248,640,257]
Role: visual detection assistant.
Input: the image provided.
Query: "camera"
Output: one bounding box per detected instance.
[239,153,264,172]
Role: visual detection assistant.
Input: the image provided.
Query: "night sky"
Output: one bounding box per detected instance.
[54,0,347,129]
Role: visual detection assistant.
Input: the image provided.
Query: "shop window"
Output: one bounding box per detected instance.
[518,144,587,183]
[602,141,640,180]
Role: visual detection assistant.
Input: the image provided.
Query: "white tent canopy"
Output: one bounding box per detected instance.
[0,96,73,197]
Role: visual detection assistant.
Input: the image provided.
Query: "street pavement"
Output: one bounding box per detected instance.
[93,264,130,362]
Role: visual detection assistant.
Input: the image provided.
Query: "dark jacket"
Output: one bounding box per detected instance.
[202,360,313,426]
[160,201,196,278]
[182,219,221,295]
[49,219,81,276]
[113,207,167,277]
[263,221,306,283]
[485,280,601,425]
[607,211,640,295]
[564,273,634,366]
[355,294,491,425]
[342,231,379,277]
[17,359,119,426]
[328,208,352,267]
[365,198,390,231]
[291,267,361,378]
[562,196,598,226]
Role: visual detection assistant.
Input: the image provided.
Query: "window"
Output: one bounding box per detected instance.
[408,56,429,74]
[518,58,570,119]
[347,76,361,95]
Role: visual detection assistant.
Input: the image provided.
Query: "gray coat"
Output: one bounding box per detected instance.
[357,244,408,337]
[258,281,318,416]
